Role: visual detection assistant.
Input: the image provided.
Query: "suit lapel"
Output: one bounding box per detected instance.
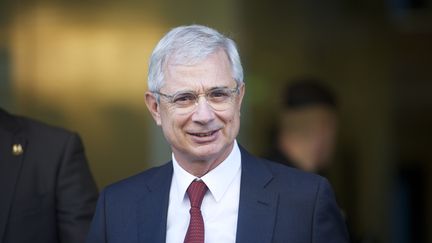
[0,110,26,242]
[137,162,173,243]
[236,147,279,243]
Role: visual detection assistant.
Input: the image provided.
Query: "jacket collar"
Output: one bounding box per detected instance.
[236,146,278,243]
[138,162,173,243]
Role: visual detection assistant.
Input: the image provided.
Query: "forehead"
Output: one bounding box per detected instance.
[162,50,235,92]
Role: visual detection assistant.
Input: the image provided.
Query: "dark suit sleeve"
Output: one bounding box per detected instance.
[56,133,99,243]
[312,178,350,243]
[86,189,107,243]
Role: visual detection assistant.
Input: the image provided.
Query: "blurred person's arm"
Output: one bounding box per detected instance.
[56,133,98,243]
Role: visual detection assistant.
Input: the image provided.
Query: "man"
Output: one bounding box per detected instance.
[86,25,349,243]
[267,79,338,174]
[0,108,98,243]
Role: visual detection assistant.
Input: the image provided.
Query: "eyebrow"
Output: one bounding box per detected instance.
[165,85,231,94]
[207,86,231,91]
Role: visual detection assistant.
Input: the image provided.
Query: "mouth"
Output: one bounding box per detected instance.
[188,129,219,137]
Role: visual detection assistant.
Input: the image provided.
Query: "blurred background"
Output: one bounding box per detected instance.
[1,0,431,242]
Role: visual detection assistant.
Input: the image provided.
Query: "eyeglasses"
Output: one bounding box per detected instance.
[153,85,240,114]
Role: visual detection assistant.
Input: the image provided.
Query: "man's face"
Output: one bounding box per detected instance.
[278,106,337,172]
[145,50,244,166]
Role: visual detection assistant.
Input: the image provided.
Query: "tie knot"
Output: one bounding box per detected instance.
[187,180,208,208]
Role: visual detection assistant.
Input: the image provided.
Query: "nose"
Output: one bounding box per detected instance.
[191,96,215,124]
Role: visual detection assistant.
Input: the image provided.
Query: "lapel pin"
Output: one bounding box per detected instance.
[12,144,24,156]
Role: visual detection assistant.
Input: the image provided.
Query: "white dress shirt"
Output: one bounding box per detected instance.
[166,141,242,243]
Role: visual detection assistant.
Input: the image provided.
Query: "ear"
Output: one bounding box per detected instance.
[144,91,162,126]
[237,83,246,109]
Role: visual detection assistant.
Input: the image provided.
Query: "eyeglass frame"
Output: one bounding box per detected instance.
[152,84,242,113]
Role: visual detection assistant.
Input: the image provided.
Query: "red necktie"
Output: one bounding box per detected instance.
[184,180,208,243]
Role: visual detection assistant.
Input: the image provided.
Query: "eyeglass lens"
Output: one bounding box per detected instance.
[171,88,236,114]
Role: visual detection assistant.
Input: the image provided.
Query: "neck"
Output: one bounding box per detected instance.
[174,144,234,177]
[182,161,220,177]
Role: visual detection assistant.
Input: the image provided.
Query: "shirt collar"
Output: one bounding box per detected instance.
[172,141,241,203]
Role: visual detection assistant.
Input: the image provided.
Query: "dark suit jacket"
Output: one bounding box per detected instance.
[0,108,99,243]
[86,146,349,243]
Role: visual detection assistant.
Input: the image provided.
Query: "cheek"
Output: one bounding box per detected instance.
[224,111,241,134]
[219,111,233,123]
[161,113,189,134]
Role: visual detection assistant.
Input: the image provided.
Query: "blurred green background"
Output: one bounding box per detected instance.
[1,0,431,242]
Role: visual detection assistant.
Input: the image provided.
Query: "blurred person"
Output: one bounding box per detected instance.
[264,80,366,242]
[0,107,98,243]
[266,79,338,174]
[86,25,349,243]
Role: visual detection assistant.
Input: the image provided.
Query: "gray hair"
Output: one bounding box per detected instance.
[147,25,244,92]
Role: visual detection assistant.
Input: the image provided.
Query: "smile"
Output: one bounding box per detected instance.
[189,130,219,137]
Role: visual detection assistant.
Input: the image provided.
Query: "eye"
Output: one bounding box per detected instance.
[173,93,196,105]
[209,89,230,101]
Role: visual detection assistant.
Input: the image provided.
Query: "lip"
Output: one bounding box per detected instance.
[187,128,221,143]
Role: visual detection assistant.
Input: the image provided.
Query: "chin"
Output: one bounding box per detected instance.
[192,144,220,157]
[192,142,231,160]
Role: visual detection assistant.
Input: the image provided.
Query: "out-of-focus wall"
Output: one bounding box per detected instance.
[0,0,242,188]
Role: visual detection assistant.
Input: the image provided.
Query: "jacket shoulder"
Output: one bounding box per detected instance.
[240,144,323,186]
[1,109,77,140]
[103,162,172,198]
[266,159,323,184]
[18,115,76,139]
